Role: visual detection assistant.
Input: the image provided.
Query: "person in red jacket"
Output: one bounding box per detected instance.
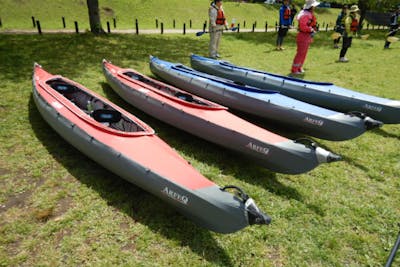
[291,0,320,75]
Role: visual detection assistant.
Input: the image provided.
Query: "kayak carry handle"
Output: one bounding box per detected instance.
[221,185,271,225]
[294,138,317,150]
[347,110,367,119]
[347,111,383,130]
[221,185,249,202]
[294,138,342,163]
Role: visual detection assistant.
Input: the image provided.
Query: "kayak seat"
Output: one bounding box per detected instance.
[92,109,144,132]
[124,72,141,80]
[175,92,194,102]
[48,81,78,95]
[48,80,94,111]
[92,109,122,123]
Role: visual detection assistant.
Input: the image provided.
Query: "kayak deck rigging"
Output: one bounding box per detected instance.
[47,79,145,133]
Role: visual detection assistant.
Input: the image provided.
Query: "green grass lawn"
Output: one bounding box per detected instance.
[0,29,399,266]
[0,1,400,266]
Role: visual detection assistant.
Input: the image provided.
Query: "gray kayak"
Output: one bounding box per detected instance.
[149,56,382,141]
[33,62,271,234]
[103,59,341,174]
[190,54,400,124]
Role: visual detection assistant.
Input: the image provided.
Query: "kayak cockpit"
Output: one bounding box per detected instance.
[170,64,280,94]
[46,79,146,133]
[122,71,221,107]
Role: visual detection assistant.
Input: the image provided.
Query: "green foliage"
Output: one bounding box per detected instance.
[0,0,339,30]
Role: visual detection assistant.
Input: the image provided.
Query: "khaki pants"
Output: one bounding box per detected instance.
[209,24,225,58]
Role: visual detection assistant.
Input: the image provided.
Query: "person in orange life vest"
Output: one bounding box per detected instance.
[291,0,319,75]
[276,0,292,51]
[209,0,228,59]
[384,5,400,49]
[338,5,359,62]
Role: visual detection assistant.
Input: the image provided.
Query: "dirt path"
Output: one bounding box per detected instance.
[0,27,282,35]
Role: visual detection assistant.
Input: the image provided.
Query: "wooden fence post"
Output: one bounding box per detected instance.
[161,22,164,34]
[265,22,268,32]
[36,20,42,34]
[135,19,139,34]
[183,23,186,34]
[32,16,36,27]
[62,17,66,28]
[173,19,176,28]
[107,21,111,33]
[113,18,116,28]
[74,21,79,33]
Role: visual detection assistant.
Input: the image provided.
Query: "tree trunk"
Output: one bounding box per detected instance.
[87,0,105,34]
[358,0,370,31]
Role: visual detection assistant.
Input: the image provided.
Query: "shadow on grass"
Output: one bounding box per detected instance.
[372,128,400,141]
[27,95,234,266]
[223,29,390,50]
[339,155,370,172]
[100,81,325,216]
[0,33,207,84]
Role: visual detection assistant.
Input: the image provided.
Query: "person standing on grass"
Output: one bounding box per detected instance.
[338,5,359,63]
[291,4,298,26]
[384,5,400,49]
[209,0,229,59]
[276,0,292,51]
[291,0,319,75]
[333,5,348,49]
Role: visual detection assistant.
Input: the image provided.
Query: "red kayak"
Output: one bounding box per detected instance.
[103,59,341,175]
[32,63,271,234]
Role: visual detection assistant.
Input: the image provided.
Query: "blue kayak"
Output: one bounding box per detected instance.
[190,54,400,124]
[150,56,382,141]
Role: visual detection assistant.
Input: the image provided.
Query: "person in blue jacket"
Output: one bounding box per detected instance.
[333,5,348,48]
[276,0,292,51]
[384,5,400,49]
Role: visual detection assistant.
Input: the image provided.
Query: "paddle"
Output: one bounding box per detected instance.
[384,224,400,267]
[387,36,399,43]
[386,28,399,37]
[331,32,369,40]
[331,32,342,39]
[196,27,238,37]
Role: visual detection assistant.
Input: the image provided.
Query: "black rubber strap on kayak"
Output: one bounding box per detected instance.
[347,111,367,119]
[220,185,249,202]
[294,138,317,150]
